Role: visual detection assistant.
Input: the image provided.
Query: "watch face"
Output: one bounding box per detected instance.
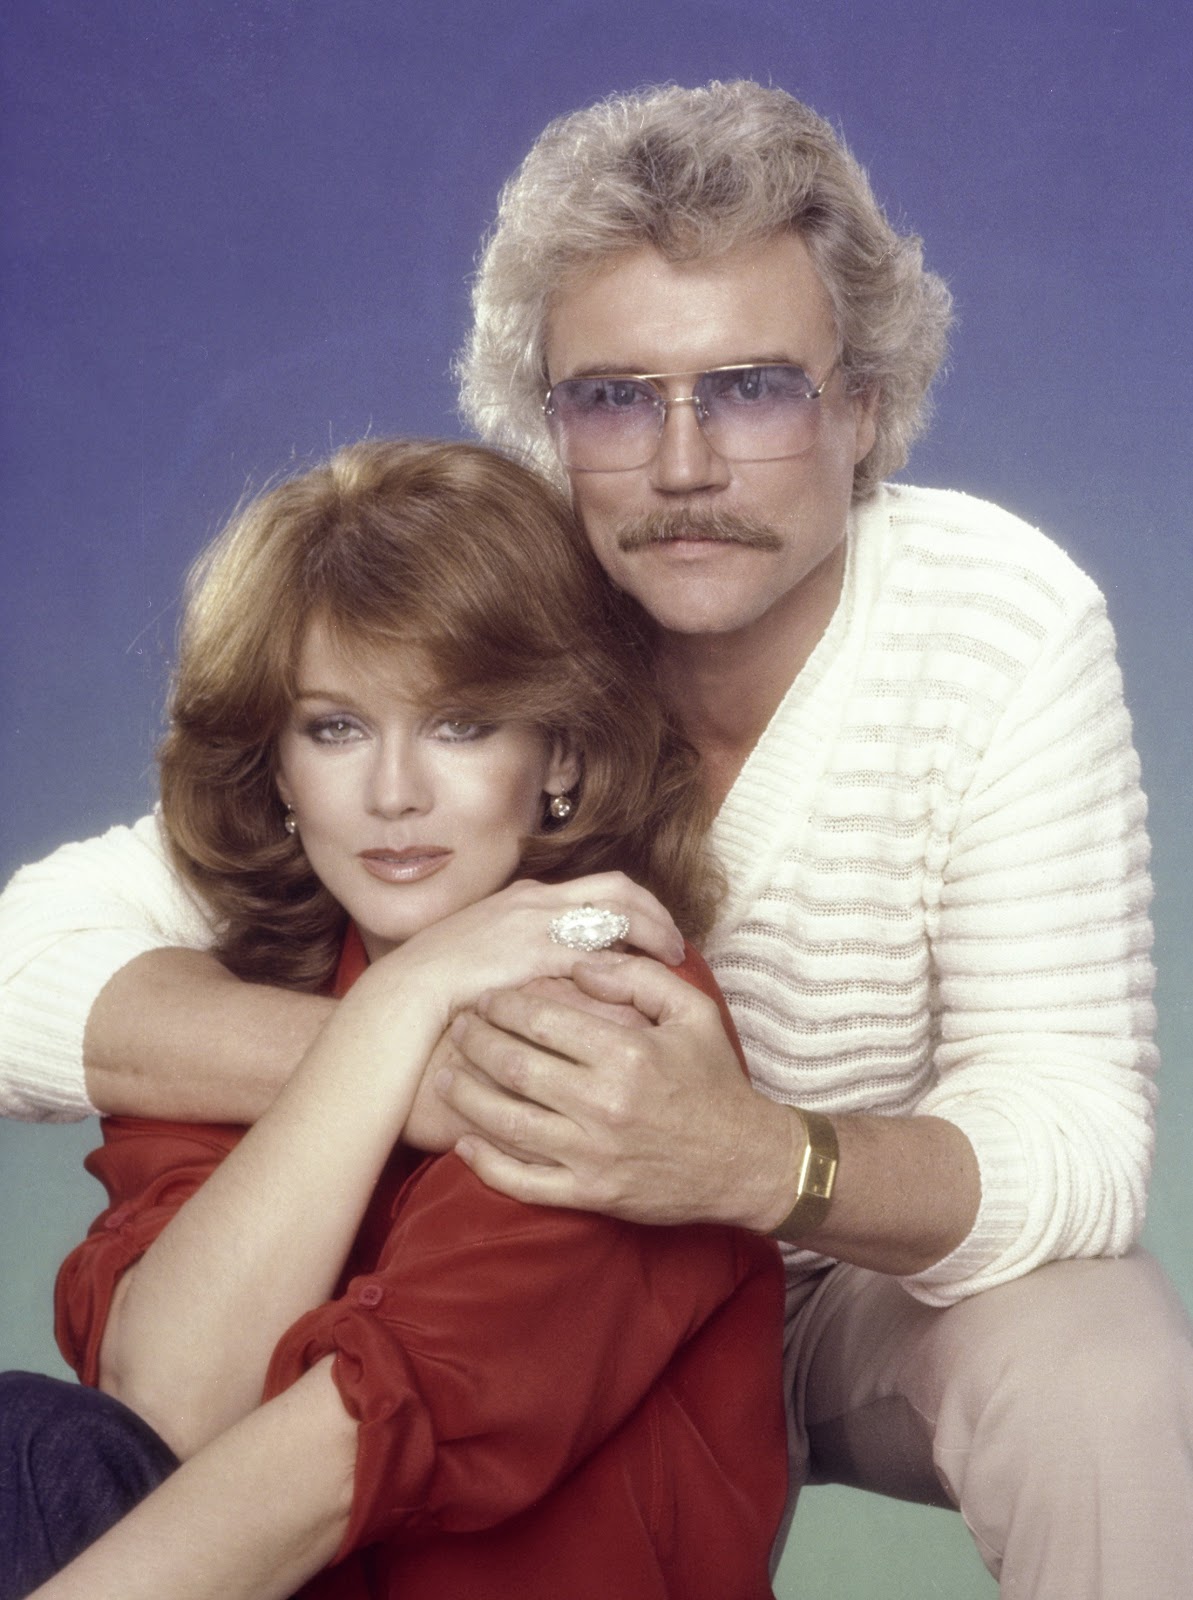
[775,1110,838,1239]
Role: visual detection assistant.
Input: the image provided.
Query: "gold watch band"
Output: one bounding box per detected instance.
[773,1108,839,1240]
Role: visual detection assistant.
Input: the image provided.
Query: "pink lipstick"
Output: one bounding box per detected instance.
[358,848,451,884]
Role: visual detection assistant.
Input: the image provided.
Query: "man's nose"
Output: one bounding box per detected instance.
[648,395,731,494]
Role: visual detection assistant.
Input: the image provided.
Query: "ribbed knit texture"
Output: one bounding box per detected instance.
[705,484,1156,1303]
[0,816,215,1120]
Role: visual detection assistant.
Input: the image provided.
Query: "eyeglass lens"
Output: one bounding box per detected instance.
[545,364,825,470]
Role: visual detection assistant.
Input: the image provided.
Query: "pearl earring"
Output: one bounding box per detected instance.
[283,806,298,836]
[548,793,574,822]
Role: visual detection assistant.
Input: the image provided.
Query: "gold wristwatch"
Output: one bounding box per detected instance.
[773,1108,839,1240]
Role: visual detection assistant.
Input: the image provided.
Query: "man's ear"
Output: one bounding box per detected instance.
[851,383,880,467]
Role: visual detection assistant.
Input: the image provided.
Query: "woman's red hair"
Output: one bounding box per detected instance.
[159,438,720,990]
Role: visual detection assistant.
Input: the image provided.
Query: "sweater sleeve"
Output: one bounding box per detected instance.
[0,814,216,1121]
[905,591,1157,1303]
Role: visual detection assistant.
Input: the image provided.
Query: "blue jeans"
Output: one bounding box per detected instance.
[0,1371,178,1598]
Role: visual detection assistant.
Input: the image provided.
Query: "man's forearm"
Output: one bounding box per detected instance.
[84,949,334,1122]
[445,959,982,1279]
[759,1102,981,1277]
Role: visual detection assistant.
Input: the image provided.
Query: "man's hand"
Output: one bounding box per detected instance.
[439,954,794,1230]
[404,975,650,1153]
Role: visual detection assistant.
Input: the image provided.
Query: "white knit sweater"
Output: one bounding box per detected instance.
[704,484,1156,1302]
[0,485,1157,1305]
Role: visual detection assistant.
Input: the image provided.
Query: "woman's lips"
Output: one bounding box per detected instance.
[358,847,451,884]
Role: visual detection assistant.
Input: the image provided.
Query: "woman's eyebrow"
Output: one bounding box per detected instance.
[292,685,358,703]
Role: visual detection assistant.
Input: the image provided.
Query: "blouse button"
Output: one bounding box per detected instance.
[357,1283,384,1309]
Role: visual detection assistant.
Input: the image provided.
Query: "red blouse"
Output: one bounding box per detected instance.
[55,933,787,1598]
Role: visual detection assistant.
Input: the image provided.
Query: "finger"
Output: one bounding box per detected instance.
[469,984,648,1079]
[454,1136,587,1211]
[543,872,684,965]
[481,958,707,1067]
[517,975,653,1031]
[452,997,671,1140]
[438,1029,579,1161]
[448,1005,615,1130]
[567,951,713,1026]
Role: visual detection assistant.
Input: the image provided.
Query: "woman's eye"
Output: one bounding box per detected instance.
[433,717,490,743]
[308,716,365,744]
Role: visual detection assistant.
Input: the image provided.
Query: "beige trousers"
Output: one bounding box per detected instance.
[781,1251,1193,1597]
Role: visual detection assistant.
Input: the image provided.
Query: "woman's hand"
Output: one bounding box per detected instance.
[357,873,685,1038]
[96,873,679,1452]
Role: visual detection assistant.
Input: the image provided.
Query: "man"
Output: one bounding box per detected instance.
[3,81,1192,1596]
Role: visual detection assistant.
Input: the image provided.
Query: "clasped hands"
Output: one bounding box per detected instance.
[420,954,791,1234]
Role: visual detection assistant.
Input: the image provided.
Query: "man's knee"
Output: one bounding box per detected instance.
[938,1252,1193,1467]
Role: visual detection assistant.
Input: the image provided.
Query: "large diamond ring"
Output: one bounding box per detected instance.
[548,904,630,952]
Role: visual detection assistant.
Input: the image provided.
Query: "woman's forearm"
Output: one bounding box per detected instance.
[101,967,440,1456]
[99,879,671,1454]
[31,1359,355,1600]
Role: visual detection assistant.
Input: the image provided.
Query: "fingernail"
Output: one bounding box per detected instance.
[450,1014,468,1040]
[434,1068,454,1093]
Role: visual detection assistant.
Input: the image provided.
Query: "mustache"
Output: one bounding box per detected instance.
[616,510,783,553]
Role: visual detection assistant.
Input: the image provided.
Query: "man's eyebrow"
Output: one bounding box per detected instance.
[560,354,805,379]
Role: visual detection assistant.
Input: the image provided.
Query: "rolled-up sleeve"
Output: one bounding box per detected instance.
[265,1155,781,1557]
[54,1118,241,1379]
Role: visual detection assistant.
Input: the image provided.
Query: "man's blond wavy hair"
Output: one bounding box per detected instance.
[458,81,953,500]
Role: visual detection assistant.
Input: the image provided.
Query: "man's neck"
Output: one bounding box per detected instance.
[657,538,846,811]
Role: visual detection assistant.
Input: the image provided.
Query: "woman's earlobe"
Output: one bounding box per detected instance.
[547,738,582,796]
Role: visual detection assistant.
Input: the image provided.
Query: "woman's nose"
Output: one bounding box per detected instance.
[366,737,433,817]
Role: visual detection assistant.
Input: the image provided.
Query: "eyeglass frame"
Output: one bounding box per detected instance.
[541,358,841,471]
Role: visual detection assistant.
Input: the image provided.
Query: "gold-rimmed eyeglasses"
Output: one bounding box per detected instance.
[543,360,838,472]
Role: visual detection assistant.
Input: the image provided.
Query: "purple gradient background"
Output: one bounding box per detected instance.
[1,5,1189,1589]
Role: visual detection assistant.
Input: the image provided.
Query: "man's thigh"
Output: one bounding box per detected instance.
[786,1249,1192,1509]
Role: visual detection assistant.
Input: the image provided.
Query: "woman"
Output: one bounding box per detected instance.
[21,439,786,1599]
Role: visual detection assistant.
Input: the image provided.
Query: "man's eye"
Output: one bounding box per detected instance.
[732,368,765,400]
[555,377,654,415]
[706,366,812,405]
[606,380,650,408]
[706,366,769,403]
[574,379,651,410]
